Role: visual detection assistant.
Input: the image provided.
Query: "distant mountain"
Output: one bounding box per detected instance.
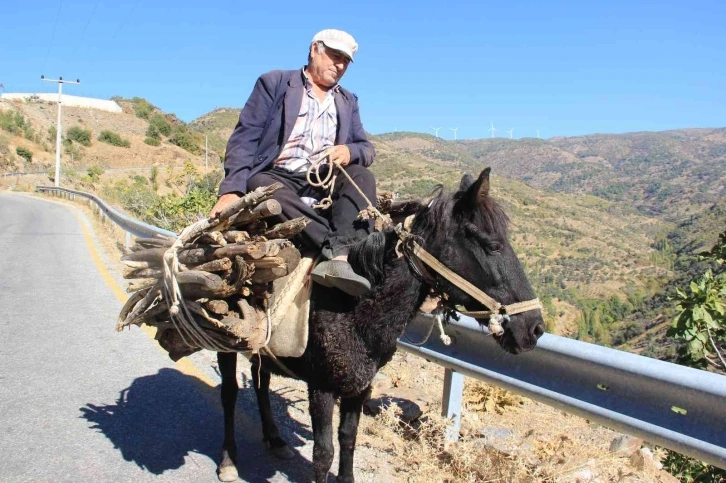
[375,128,726,221]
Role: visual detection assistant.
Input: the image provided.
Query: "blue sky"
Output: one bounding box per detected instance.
[1,0,724,139]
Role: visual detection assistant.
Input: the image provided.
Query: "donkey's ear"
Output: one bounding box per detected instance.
[387,199,425,224]
[468,167,491,205]
[459,174,475,191]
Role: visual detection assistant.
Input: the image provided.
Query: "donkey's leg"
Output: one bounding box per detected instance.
[309,388,336,483]
[336,389,370,483]
[250,359,295,459]
[217,352,239,482]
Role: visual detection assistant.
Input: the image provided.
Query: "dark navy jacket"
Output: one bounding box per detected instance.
[219,69,376,195]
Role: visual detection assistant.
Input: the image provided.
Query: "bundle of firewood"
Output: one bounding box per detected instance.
[116,182,309,360]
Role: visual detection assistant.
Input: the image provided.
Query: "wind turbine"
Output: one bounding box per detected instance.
[450,127,459,140]
[431,126,442,138]
[489,122,497,138]
[536,129,540,139]
[506,128,514,139]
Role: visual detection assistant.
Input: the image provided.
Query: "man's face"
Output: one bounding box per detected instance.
[308,42,351,87]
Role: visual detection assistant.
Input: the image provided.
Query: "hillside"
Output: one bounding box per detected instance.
[375,129,726,221]
[3,99,722,345]
[188,107,240,156]
[0,96,220,177]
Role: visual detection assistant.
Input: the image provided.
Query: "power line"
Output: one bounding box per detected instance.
[71,0,103,61]
[85,0,142,72]
[43,0,65,71]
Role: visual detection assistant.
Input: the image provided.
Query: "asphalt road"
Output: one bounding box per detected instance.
[0,194,317,483]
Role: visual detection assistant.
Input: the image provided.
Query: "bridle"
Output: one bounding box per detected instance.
[308,159,542,337]
[395,214,542,336]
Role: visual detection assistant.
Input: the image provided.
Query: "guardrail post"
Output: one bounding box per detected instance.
[125,231,132,249]
[442,368,464,442]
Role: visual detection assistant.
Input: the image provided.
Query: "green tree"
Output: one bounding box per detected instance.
[668,231,726,371]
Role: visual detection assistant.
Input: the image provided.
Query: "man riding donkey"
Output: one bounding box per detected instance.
[210,29,376,297]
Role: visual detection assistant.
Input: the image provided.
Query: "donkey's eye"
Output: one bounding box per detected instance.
[464,223,500,254]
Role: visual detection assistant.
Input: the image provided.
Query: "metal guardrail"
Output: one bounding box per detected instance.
[36,185,726,469]
[36,186,176,239]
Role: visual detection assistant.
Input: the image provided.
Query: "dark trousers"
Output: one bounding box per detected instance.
[247,164,377,259]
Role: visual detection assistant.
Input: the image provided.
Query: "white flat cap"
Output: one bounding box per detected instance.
[312,29,358,62]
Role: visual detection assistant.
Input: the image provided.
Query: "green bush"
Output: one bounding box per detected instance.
[16,146,33,162]
[146,124,160,140]
[144,137,161,146]
[47,125,57,143]
[132,98,153,119]
[0,110,20,134]
[98,130,131,148]
[169,127,202,154]
[149,114,172,137]
[66,126,92,146]
[87,165,104,182]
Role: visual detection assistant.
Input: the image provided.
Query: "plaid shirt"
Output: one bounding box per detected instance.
[274,71,339,173]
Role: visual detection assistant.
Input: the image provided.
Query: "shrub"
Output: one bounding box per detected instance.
[132,98,153,119]
[47,125,57,143]
[144,137,161,146]
[149,114,172,136]
[146,124,160,140]
[16,146,33,162]
[66,126,92,147]
[0,110,20,134]
[23,122,35,140]
[63,139,84,161]
[87,165,105,182]
[13,112,25,129]
[98,130,131,148]
[169,127,202,154]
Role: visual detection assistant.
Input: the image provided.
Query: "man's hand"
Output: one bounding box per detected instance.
[325,145,351,167]
[209,192,242,218]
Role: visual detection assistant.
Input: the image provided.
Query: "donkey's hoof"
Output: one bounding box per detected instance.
[217,464,239,482]
[269,444,295,460]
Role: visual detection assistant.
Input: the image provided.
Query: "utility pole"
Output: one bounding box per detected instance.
[41,75,80,187]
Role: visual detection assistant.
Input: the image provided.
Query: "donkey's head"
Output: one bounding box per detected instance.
[408,168,545,353]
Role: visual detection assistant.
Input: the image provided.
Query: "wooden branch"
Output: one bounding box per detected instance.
[186,257,232,273]
[135,237,176,248]
[223,230,250,244]
[123,267,164,279]
[250,266,288,284]
[117,289,147,331]
[126,278,157,293]
[197,231,227,246]
[265,217,310,239]
[205,299,229,315]
[229,199,282,226]
[213,241,268,260]
[214,183,283,222]
[250,257,285,269]
[120,282,163,330]
[176,271,225,291]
